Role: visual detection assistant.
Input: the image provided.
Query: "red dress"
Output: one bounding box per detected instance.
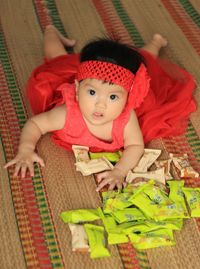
[51,83,130,152]
[26,51,196,146]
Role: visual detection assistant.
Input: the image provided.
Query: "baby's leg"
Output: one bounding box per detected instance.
[142,34,168,57]
[44,25,76,60]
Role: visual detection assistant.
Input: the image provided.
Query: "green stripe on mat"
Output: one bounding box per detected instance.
[0,31,26,129]
[0,22,65,269]
[112,0,144,47]
[45,0,74,53]
[179,0,200,27]
[185,123,200,160]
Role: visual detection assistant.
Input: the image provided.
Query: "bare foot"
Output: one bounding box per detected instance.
[152,33,168,48]
[45,25,76,47]
[142,33,168,57]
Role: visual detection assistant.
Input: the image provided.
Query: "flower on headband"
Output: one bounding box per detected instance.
[127,63,151,109]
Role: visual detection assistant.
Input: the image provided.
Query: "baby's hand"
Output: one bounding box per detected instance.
[96,168,125,192]
[4,149,45,178]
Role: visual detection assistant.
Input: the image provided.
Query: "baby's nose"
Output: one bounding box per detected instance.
[95,98,107,108]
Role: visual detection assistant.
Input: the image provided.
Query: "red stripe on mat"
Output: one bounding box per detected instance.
[0,65,52,268]
[92,0,133,44]
[161,0,200,55]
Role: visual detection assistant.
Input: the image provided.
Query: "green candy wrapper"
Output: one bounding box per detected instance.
[130,192,189,221]
[123,218,183,235]
[143,185,171,205]
[111,208,146,223]
[89,151,122,163]
[84,224,111,259]
[167,180,189,217]
[97,208,129,244]
[183,187,200,217]
[129,228,175,249]
[103,192,133,213]
[60,208,100,223]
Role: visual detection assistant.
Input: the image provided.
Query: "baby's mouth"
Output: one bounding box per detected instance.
[93,112,104,118]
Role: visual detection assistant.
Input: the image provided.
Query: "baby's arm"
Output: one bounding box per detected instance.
[96,111,144,191]
[4,105,66,177]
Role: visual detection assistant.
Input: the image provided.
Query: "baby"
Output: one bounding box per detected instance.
[5,26,195,191]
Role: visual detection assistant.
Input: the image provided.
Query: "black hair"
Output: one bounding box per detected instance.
[80,37,145,75]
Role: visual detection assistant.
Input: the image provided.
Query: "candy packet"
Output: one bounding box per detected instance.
[143,184,172,205]
[89,151,122,163]
[146,218,183,231]
[75,157,113,176]
[170,153,199,178]
[130,192,188,221]
[123,218,183,235]
[68,223,90,252]
[102,192,133,214]
[72,145,90,162]
[60,208,100,223]
[133,148,162,172]
[97,208,129,244]
[155,159,173,180]
[153,203,190,221]
[126,168,165,185]
[129,192,156,219]
[129,228,175,249]
[84,224,111,259]
[167,180,189,217]
[183,187,200,217]
[111,208,146,223]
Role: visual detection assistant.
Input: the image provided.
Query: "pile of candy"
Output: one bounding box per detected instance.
[60,146,200,259]
[61,180,200,258]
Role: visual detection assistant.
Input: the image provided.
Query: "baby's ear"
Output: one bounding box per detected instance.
[75,80,79,100]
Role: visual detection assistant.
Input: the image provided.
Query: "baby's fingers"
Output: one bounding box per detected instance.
[35,155,45,167]
[96,178,111,192]
[4,159,17,169]
[21,164,28,178]
[27,163,34,177]
[13,162,22,177]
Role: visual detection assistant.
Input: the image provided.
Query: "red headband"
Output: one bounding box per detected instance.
[76,60,150,108]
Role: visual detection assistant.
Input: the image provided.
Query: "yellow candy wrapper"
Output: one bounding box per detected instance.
[130,192,188,221]
[111,208,146,223]
[167,180,189,217]
[153,203,189,221]
[129,228,175,249]
[129,192,156,219]
[183,187,200,217]
[124,219,183,235]
[89,151,122,163]
[60,208,100,223]
[102,192,133,213]
[146,219,183,231]
[107,233,129,245]
[84,224,111,259]
[97,208,130,244]
[143,184,172,205]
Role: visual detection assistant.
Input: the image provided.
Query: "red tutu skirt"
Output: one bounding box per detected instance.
[26,51,196,144]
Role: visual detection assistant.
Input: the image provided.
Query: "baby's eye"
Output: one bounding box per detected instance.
[110,94,118,101]
[88,89,96,96]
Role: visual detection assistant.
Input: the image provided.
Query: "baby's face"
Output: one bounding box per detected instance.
[75,78,128,126]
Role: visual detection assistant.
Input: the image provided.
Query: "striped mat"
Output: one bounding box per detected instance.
[0,1,200,268]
